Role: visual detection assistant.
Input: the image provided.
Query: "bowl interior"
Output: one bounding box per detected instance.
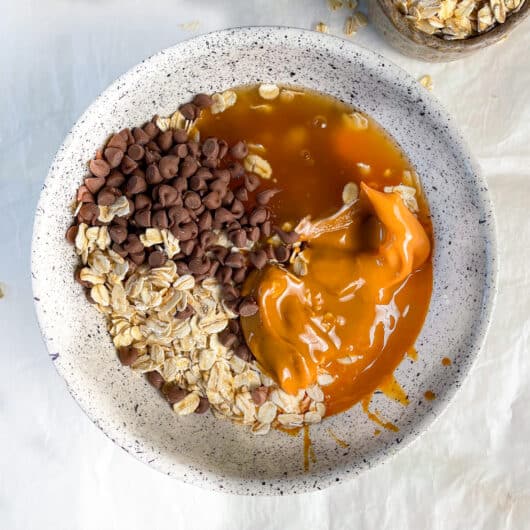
[32,27,496,495]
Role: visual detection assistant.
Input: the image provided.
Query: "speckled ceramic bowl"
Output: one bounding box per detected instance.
[32,27,497,495]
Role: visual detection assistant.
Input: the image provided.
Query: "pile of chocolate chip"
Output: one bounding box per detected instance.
[67,94,300,321]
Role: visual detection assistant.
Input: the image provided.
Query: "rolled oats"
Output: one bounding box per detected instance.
[243,154,273,180]
[258,84,280,100]
[395,0,524,38]
[342,182,360,204]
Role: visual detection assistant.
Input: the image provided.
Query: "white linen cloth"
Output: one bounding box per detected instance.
[1,1,529,528]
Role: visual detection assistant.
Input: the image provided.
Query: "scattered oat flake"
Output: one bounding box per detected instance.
[178,20,200,32]
[419,75,434,91]
[328,0,343,10]
[315,22,329,33]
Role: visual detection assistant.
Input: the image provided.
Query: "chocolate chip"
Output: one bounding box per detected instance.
[89,159,110,178]
[120,155,138,175]
[134,208,151,228]
[173,129,188,143]
[234,186,248,202]
[230,141,248,159]
[173,176,188,193]
[120,128,134,146]
[104,147,124,168]
[274,227,300,244]
[229,229,247,248]
[249,207,268,226]
[179,102,198,120]
[247,225,261,242]
[128,251,146,265]
[229,161,246,179]
[175,261,190,275]
[159,155,180,180]
[216,266,232,284]
[158,184,180,207]
[123,234,143,254]
[112,243,128,258]
[222,190,235,207]
[175,305,195,319]
[208,260,220,276]
[78,203,99,224]
[113,216,128,227]
[232,267,247,284]
[145,148,161,165]
[171,143,188,158]
[198,210,212,231]
[77,186,94,203]
[184,191,201,209]
[180,240,195,257]
[214,169,231,183]
[225,252,245,268]
[127,143,145,161]
[132,167,146,180]
[199,230,214,249]
[172,221,198,241]
[202,138,219,158]
[143,121,159,139]
[274,245,290,262]
[257,188,281,205]
[203,158,217,171]
[148,250,166,268]
[187,141,200,158]
[238,297,259,317]
[251,386,268,406]
[191,245,205,259]
[66,225,78,244]
[151,209,169,229]
[209,179,228,197]
[189,174,207,191]
[214,207,233,225]
[134,193,152,210]
[195,397,210,414]
[109,225,128,244]
[157,130,173,152]
[146,370,164,389]
[261,220,272,237]
[188,256,210,275]
[210,245,229,264]
[132,127,150,145]
[167,205,190,225]
[107,133,127,151]
[231,199,245,217]
[193,93,213,108]
[106,170,126,188]
[249,249,268,269]
[219,329,238,348]
[218,140,229,159]
[235,344,252,362]
[244,173,261,192]
[118,346,140,366]
[84,177,106,195]
[125,175,147,195]
[179,156,199,179]
[164,385,188,405]
[222,285,240,302]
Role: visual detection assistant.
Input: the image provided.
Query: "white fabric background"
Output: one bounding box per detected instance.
[1,1,529,528]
